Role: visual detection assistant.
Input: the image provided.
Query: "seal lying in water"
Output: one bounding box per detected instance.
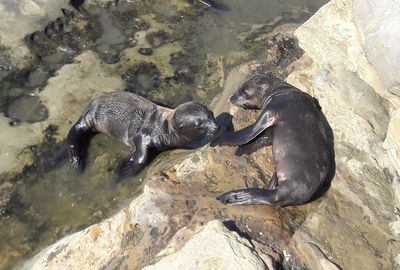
[67,91,219,177]
[213,73,332,206]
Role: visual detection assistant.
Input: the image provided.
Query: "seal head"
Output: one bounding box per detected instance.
[172,101,220,146]
[230,74,291,110]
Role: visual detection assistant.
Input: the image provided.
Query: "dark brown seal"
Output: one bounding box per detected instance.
[67,91,219,177]
[213,73,333,206]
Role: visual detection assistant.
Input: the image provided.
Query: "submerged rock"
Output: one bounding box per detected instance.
[6,95,48,123]
[0,51,124,175]
[0,0,70,69]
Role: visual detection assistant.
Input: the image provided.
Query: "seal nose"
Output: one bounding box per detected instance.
[209,122,220,133]
[230,94,238,104]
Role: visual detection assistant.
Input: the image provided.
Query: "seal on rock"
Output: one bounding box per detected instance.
[213,73,333,206]
[67,91,220,177]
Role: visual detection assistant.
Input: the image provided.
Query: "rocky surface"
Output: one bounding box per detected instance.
[286,0,400,268]
[353,0,400,96]
[142,220,271,270]
[18,61,304,270]
[6,0,400,269]
[17,0,400,269]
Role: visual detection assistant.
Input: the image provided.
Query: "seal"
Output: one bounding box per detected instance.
[213,73,333,206]
[67,91,220,177]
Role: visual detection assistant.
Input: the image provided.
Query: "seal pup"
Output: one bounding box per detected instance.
[213,73,332,206]
[67,91,219,177]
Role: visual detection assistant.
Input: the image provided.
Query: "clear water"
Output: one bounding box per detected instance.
[0,0,328,269]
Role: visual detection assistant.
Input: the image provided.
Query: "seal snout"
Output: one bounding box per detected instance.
[230,93,241,106]
[208,122,220,134]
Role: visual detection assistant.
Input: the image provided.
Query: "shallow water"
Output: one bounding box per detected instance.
[0,0,328,269]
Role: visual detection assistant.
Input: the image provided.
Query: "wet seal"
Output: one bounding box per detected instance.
[67,91,219,178]
[212,73,334,206]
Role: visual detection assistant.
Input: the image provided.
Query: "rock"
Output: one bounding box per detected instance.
[142,220,269,270]
[13,21,315,270]
[14,1,400,268]
[353,0,400,96]
[285,0,400,268]
[6,95,48,123]
[138,48,153,56]
[17,29,306,269]
[18,185,173,270]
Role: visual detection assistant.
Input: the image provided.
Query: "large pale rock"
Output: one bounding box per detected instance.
[18,185,173,270]
[353,0,400,96]
[142,220,269,270]
[285,0,400,268]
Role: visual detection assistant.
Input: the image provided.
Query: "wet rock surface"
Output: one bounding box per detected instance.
[17,32,311,269]
[14,0,400,269]
[0,1,327,269]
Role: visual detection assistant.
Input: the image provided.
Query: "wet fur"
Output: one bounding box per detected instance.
[67,91,219,178]
[214,74,334,206]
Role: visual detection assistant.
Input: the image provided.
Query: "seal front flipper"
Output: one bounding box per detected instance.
[214,108,277,146]
[235,128,273,156]
[115,155,145,178]
[115,137,149,178]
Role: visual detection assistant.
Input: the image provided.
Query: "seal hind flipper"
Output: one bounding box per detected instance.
[266,173,278,190]
[235,128,273,156]
[217,188,279,205]
[67,120,96,171]
[217,179,308,206]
